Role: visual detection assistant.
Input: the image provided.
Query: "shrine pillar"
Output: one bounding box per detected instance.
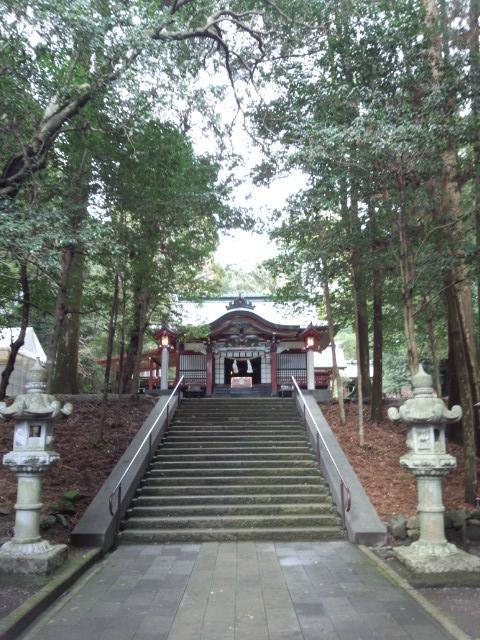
[160,347,169,391]
[175,346,180,384]
[206,344,213,396]
[148,358,153,390]
[307,349,315,391]
[270,342,278,395]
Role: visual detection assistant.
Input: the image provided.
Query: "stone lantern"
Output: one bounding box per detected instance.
[388,365,480,574]
[0,360,72,574]
[300,324,321,391]
[155,327,176,393]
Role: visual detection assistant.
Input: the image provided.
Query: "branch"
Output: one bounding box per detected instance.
[0,88,92,198]
[1,6,266,200]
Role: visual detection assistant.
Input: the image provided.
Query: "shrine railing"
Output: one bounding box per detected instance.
[179,352,207,386]
[277,352,307,388]
[291,375,351,528]
[277,369,307,387]
[180,371,207,385]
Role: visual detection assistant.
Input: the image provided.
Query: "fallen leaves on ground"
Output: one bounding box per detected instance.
[0,395,155,544]
[322,403,479,521]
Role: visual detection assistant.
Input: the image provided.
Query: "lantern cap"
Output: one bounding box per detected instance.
[0,358,72,420]
[388,363,462,425]
[25,358,47,394]
[412,364,433,394]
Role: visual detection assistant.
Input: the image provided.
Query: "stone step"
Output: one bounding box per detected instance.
[141,475,324,486]
[180,399,294,405]
[132,493,329,506]
[177,404,297,410]
[166,429,303,436]
[148,460,316,469]
[145,466,319,477]
[171,421,302,428]
[164,435,306,442]
[174,413,299,418]
[175,415,298,420]
[155,446,311,454]
[118,526,344,543]
[119,397,342,545]
[128,503,335,517]
[138,484,329,496]
[123,514,339,530]
[153,452,312,461]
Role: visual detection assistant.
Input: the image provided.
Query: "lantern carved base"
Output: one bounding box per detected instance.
[0,540,67,575]
[394,541,480,575]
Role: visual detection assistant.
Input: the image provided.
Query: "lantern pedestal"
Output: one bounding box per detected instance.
[0,540,67,576]
[394,467,480,574]
[0,360,72,575]
[0,461,68,575]
[389,366,480,577]
[395,542,478,575]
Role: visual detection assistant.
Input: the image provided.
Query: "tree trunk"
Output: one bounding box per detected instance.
[470,0,480,352]
[447,308,462,444]
[46,248,74,390]
[50,246,85,393]
[447,288,478,501]
[356,290,371,400]
[371,259,384,422]
[0,262,30,400]
[50,143,91,394]
[99,272,120,440]
[121,284,150,394]
[397,174,420,375]
[117,275,126,396]
[425,300,442,397]
[340,181,365,441]
[323,271,346,425]
[352,277,365,446]
[423,0,479,501]
[349,195,371,400]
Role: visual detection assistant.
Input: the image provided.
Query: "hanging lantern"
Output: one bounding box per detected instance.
[155,327,176,351]
[302,326,319,351]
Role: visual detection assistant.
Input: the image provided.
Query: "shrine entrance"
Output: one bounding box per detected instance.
[224,357,261,385]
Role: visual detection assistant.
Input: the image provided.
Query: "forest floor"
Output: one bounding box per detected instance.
[322,401,479,521]
[0,394,156,548]
[0,397,477,545]
[0,394,156,620]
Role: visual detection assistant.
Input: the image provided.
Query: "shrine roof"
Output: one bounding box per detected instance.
[173,296,325,330]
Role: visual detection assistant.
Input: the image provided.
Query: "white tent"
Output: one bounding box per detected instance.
[0,327,47,396]
[314,344,348,369]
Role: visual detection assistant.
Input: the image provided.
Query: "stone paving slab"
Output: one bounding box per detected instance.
[21,541,455,640]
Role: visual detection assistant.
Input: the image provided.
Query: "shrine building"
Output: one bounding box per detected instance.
[148,295,332,396]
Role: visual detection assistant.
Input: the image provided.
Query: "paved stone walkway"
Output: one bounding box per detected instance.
[22,541,455,640]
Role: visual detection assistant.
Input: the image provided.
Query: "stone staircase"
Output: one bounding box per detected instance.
[212,383,272,397]
[119,398,344,543]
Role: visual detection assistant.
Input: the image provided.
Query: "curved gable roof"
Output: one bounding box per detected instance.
[174,297,325,330]
[209,308,304,337]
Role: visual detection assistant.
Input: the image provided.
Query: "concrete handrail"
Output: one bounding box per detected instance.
[108,376,184,519]
[291,376,351,527]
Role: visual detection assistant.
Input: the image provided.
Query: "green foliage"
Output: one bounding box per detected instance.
[383,351,410,394]
[175,324,211,341]
[252,0,478,397]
